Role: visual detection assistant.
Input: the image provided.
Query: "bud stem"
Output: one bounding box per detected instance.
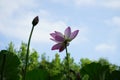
[23,26,35,80]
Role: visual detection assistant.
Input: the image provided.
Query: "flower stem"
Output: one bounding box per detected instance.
[23,26,34,80]
[65,43,70,80]
[0,53,6,80]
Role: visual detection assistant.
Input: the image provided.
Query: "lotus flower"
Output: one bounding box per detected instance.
[50,27,79,52]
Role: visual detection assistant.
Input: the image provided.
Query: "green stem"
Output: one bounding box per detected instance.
[23,26,34,80]
[65,43,70,80]
[1,54,6,80]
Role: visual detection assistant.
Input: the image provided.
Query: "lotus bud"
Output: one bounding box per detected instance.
[32,16,39,26]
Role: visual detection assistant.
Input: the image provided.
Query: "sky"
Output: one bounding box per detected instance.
[0,0,120,65]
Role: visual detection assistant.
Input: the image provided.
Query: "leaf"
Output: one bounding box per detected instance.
[50,73,63,80]
[0,50,21,80]
[107,70,120,80]
[26,68,49,80]
[80,62,110,80]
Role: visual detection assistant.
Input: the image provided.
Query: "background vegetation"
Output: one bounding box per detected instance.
[0,42,120,80]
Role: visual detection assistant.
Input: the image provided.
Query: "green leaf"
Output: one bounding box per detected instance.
[80,62,110,80]
[107,70,120,80]
[26,68,49,80]
[0,50,21,80]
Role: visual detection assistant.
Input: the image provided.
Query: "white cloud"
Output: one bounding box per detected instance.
[102,0,120,9]
[105,16,120,27]
[0,12,87,45]
[50,0,96,6]
[111,17,120,26]
[1,0,87,45]
[0,0,87,44]
[51,0,69,3]
[0,0,38,18]
[39,10,50,17]
[74,0,96,6]
[50,0,120,9]
[0,0,57,43]
[95,43,116,52]
[104,16,120,51]
[32,20,67,43]
[77,26,89,43]
[0,16,67,43]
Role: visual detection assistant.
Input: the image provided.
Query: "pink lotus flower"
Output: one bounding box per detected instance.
[50,27,79,52]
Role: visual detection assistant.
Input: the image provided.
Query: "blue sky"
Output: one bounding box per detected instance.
[0,0,120,65]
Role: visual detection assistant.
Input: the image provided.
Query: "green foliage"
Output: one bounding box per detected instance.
[98,58,109,65]
[17,42,39,70]
[26,68,49,80]
[7,42,16,53]
[18,42,27,68]
[49,53,64,80]
[98,58,119,72]
[50,54,61,76]
[0,42,120,80]
[0,50,21,80]
[39,53,50,70]
[108,70,120,80]
[80,62,110,80]
[80,58,92,68]
[28,49,39,70]
[16,42,39,79]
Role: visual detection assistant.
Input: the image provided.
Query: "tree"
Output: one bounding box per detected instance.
[17,42,39,78]
[6,42,16,54]
[98,58,109,65]
[98,58,118,71]
[80,58,92,68]
[61,53,80,80]
[28,49,39,70]
[51,53,61,75]
[49,53,62,79]
[39,53,50,70]
[17,42,39,70]
[17,42,27,68]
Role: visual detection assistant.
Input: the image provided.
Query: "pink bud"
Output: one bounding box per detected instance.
[32,16,39,26]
